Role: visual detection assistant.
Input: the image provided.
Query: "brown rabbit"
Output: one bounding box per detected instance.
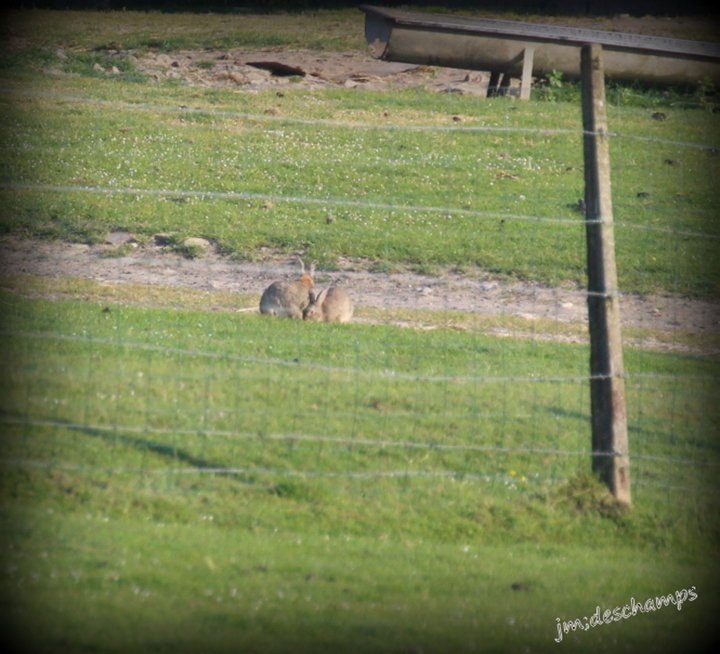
[303,286,354,323]
[259,258,315,319]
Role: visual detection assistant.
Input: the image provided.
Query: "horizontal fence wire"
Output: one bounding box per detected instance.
[3,88,719,149]
[2,182,718,241]
[1,85,718,501]
[1,412,716,466]
[1,329,715,385]
[1,323,717,494]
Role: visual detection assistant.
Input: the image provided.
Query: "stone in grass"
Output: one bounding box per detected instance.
[183,237,212,250]
[179,237,213,259]
[105,231,137,246]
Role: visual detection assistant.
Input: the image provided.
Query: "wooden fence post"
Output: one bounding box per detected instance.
[581,43,631,504]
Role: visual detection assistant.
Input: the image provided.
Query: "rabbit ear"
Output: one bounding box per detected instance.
[309,261,317,276]
[296,257,305,273]
[314,288,329,305]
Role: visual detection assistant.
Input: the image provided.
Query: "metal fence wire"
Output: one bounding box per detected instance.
[0,85,718,504]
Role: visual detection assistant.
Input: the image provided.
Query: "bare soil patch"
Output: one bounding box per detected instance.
[2,235,717,354]
[124,13,718,94]
[133,46,494,95]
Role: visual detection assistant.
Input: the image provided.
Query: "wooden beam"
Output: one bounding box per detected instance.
[520,47,535,100]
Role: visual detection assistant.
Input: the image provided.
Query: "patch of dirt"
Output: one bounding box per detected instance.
[117,13,718,94]
[130,47,495,95]
[1,235,717,354]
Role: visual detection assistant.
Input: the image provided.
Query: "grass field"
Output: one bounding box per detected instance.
[1,12,719,295]
[0,79,718,294]
[1,290,718,653]
[1,6,719,654]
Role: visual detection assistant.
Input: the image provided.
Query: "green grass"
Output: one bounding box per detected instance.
[5,272,719,358]
[1,8,719,653]
[2,292,717,498]
[3,508,718,654]
[0,78,718,295]
[1,291,718,653]
[1,10,719,297]
[0,8,369,53]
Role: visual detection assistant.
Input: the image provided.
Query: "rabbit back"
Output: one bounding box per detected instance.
[260,280,312,319]
[304,286,354,323]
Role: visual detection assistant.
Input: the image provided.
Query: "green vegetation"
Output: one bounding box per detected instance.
[1,291,718,653]
[1,10,719,297]
[0,8,368,54]
[1,7,719,654]
[0,73,718,295]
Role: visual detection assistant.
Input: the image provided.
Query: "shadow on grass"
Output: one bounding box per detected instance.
[42,416,261,484]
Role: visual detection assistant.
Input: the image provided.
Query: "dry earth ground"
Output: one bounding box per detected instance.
[1,234,717,354]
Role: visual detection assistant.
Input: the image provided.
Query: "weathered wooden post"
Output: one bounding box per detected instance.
[360,7,646,502]
[581,43,631,504]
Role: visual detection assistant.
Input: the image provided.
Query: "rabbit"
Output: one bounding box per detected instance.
[303,286,354,323]
[259,258,315,319]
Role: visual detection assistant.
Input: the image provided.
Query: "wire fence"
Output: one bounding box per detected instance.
[1,82,718,504]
